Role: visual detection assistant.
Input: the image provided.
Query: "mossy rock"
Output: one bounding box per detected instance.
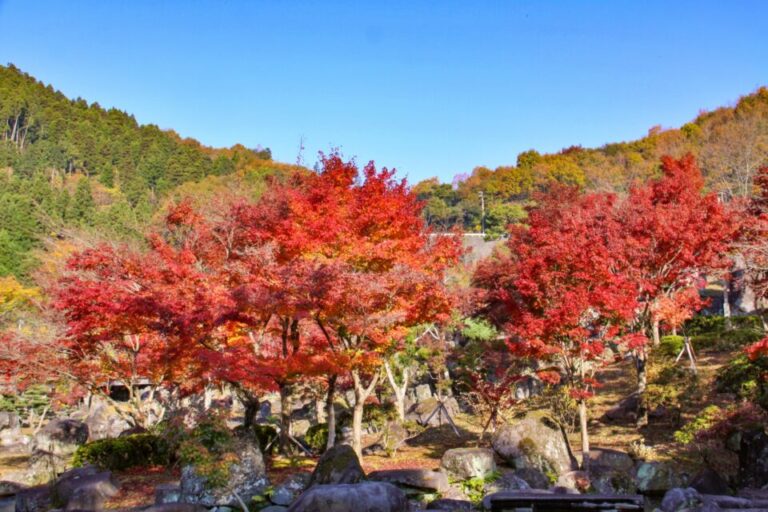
[308,444,365,486]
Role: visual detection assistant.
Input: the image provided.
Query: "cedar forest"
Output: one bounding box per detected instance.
[2,63,768,509]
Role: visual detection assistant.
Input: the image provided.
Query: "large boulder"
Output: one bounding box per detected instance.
[405,398,459,427]
[52,467,119,511]
[660,487,703,512]
[587,448,634,473]
[738,428,768,489]
[32,419,89,456]
[308,444,365,486]
[483,471,531,494]
[511,468,551,489]
[0,412,20,431]
[14,486,51,512]
[25,422,91,484]
[179,435,269,507]
[440,448,496,480]
[635,461,688,495]
[269,473,310,506]
[689,468,730,495]
[287,482,408,512]
[368,469,449,493]
[491,412,576,478]
[83,403,131,441]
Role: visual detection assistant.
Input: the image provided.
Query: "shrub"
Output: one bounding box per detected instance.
[659,336,684,358]
[674,405,722,445]
[716,353,768,407]
[175,412,238,489]
[304,423,329,453]
[73,433,171,470]
[718,328,764,350]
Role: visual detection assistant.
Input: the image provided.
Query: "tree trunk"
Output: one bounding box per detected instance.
[652,317,661,346]
[636,348,648,427]
[351,370,380,458]
[242,395,259,429]
[326,375,337,451]
[352,400,364,457]
[384,362,408,423]
[578,399,590,473]
[279,383,292,454]
[723,283,733,331]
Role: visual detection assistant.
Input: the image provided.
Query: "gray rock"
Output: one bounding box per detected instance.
[739,429,768,489]
[661,487,702,512]
[291,419,311,438]
[27,420,89,481]
[0,496,13,512]
[142,505,208,512]
[590,469,637,495]
[405,398,459,427]
[587,448,635,473]
[61,473,119,511]
[512,467,551,489]
[555,470,590,492]
[308,444,365,486]
[0,413,19,431]
[368,469,449,492]
[43,466,119,511]
[0,481,25,497]
[155,483,181,504]
[270,473,310,506]
[179,435,269,507]
[491,412,576,478]
[513,377,543,400]
[261,507,289,512]
[426,498,473,510]
[287,482,408,512]
[14,486,51,512]
[32,420,89,456]
[635,462,688,495]
[440,448,496,480]
[84,404,131,441]
[414,384,433,402]
[483,471,531,494]
[690,468,730,495]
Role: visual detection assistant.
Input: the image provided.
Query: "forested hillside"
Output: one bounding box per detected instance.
[0,64,301,279]
[416,87,768,234]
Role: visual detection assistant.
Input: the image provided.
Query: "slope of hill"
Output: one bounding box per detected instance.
[415,87,768,233]
[0,64,303,280]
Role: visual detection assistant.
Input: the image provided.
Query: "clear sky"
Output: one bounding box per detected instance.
[0,1,766,184]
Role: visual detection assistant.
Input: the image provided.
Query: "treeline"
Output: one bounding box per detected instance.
[0,64,298,280]
[415,87,768,233]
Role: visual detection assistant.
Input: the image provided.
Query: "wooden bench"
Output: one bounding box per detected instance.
[483,492,645,512]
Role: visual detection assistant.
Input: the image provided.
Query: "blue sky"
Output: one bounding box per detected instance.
[0,1,766,184]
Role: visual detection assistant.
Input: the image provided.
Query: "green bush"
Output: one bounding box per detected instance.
[659,336,684,358]
[718,328,764,350]
[304,423,329,453]
[73,433,171,470]
[674,405,722,444]
[685,315,726,335]
[716,354,768,407]
[685,314,763,337]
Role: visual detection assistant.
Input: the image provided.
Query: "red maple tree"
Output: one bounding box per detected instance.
[475,185,639,471]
